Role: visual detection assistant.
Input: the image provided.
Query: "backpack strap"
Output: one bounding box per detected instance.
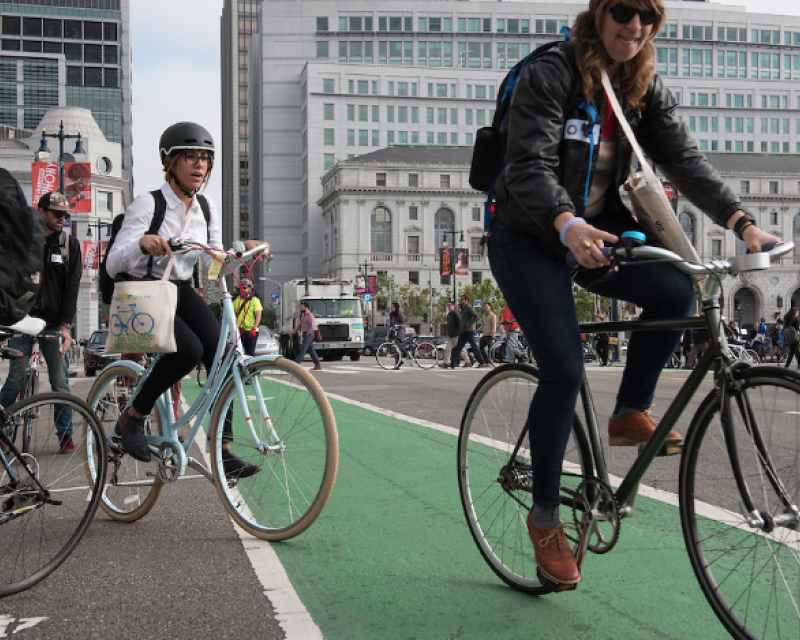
[144,189,168,278]
[58,229,69,265]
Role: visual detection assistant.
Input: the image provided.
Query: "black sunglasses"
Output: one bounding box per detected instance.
[606,4,659,26]
[51,210,70,220]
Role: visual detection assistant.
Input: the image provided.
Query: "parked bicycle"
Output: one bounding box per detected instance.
[375,332,438,370]
[85,241,338,540]
[458,241,798,640]
[487,331,534,367]
[0,318,106,597]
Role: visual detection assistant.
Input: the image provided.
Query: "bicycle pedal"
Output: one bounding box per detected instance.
[536,568,578,592]
[639,442,682,457]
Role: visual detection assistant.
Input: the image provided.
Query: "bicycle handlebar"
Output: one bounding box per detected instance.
[566,241,794,277]
[160,238,272,266]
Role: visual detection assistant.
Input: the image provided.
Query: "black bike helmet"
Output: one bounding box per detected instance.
[159,122,214,165]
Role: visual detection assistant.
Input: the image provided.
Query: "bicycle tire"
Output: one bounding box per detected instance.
[376,341,400,370]
[413,341,438,369]
[743,349,760,366]
[208,357,338,540]
[86,364,165,522]
[489,342,507,366]
[458,364,593,594]
[21,370,39,454]
[132,312,154,335]
[0,392,106,597]
[679,366,800,640]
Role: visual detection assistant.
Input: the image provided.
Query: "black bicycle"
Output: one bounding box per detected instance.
[458,241,799,640]
[0,340,106,596]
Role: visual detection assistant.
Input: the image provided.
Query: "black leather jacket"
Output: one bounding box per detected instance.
[494,41,742,261]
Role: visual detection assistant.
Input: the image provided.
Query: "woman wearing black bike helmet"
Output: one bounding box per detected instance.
[106,122,268,478]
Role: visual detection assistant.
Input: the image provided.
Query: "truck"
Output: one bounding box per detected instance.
[280,277,364,361]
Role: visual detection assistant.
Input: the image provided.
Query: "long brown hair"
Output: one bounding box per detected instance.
[784,307,799,325]
[571,0,666,108]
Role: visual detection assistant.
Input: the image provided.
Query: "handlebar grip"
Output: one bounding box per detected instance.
[566,246,613,269]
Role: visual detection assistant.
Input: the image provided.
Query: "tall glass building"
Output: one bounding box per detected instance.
[0,0,132,185]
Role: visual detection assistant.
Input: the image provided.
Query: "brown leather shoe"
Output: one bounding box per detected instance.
[526,513,581,585]
[608,408,683,446]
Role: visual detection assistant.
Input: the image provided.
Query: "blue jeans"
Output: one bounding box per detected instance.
[452,331,485,367]
[0,329,72,436]
[295,333,321,367]
[488,216,693,507]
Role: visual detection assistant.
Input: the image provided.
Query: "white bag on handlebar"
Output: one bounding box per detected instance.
[601,71,701,267]
[104,269,177,354]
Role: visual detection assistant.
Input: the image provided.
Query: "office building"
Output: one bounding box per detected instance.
[0,0,132,191]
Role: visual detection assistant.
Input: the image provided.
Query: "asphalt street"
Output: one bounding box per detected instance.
[0,355,725,639]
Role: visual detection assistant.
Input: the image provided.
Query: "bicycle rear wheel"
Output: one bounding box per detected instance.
[0,392,106,596]
[209,358,338,540]
[413,342,438,369]
[86,364,164,522]
[489,342,506,366]
[458,364,592,594]
[680,367,800,640]
[376,341,400,370]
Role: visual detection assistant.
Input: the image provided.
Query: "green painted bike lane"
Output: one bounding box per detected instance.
[183,381,728,639]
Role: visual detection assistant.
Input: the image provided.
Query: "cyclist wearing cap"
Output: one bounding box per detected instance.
[234,278,262,356]
[0,191,81,453]
[105,122,269,478]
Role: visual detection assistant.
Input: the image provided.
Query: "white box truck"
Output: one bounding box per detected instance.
[280,277,364,361]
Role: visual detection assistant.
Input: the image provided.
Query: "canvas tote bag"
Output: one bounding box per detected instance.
[601,71,700,266]
[105,206,197,354]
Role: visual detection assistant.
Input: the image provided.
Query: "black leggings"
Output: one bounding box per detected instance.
[133,283,219,415]
[786,344,800,368]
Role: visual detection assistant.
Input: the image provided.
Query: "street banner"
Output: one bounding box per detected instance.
[455,249,469,276]
[271,293,279,305]
[440,248,453,277]
[64,162,91,213]
[367,274,376,294]
[356,274,366,295]
[83,240,99,270]
[31,162,59,206]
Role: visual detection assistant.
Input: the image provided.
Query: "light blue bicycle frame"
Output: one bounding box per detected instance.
[106,276,280,481]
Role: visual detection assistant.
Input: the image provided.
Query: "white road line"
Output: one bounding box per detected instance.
[180,397,323,640]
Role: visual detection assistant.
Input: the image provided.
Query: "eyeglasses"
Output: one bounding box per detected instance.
[183,151,213,165]
[51,210,70,220]
[605,4,659,26]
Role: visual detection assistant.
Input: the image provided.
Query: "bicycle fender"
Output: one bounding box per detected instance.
[97,358,145,377]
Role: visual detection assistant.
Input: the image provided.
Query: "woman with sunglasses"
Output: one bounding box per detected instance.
[488,0,777,586]
[105,122,269,479]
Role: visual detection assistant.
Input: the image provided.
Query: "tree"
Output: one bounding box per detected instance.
[461,280,506,315]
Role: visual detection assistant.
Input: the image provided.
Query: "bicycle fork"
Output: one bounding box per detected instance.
[232,365,281,454]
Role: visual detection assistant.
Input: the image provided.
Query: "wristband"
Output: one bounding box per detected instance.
[736,221,754,240]
[559,217,586,247]
[733,214,755,240]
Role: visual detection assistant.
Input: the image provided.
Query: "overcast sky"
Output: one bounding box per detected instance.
[129,0,800,208]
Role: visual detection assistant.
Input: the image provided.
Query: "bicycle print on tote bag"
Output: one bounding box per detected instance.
[105,276,177,354]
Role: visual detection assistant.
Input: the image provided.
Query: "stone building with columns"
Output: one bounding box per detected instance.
[317,146,800,329]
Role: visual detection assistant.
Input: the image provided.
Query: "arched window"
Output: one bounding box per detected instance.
[435,207,455,250]
[371,207,391,254]
[679,210,696,247]
[733,287,757,329]
[793,214,800,264]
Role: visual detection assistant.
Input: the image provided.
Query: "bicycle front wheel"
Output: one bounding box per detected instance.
[376,341,400,370]
[680,366,800,640]
[458,364,592,594]
[0,392,106,597]
[209,358,338,540]
[413,341,438,369]
[86,364,164,522]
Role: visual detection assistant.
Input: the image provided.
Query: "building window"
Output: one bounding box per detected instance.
[472,207,481,222]
[317,17,329,31]
[376,172,386,186]
[740,180,750,194]
[409,206,418,220]
[769,181,779,195]
[323,128,334,145]
[408,173,418,187]
[770,211,779,226]
[440,174,450,188]
[371,207,392,254]
[711,238,722,258]
[407,236,419,256]
[316,41,329,58]
[472,271,482,285]
[435,208,455,250]
[679,211,696,246]
[97,191,113,212]
[323,78,334,93]
[324,154,335,170]
[409,271,419,285]
[323,104,334,120]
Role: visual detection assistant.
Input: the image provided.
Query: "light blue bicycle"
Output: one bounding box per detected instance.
[85,241,338,540]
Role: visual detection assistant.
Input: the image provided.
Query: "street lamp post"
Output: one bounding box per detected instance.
[441,228,465,303]
[357,260,374,329]
[86,220,113,330]
[36,120,85,195]
[423,263,434,335]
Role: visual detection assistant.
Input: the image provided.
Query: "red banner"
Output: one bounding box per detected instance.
[440,248,453,277]
[64,162,91,213]
[83,240,99,270]
[31,162,59,206]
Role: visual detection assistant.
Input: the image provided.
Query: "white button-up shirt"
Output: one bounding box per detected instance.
[106,183,222,282]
